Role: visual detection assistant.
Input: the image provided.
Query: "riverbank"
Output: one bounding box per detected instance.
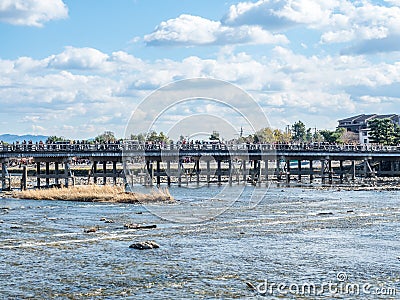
[8,185,174,203]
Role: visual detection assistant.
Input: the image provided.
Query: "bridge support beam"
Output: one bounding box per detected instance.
[298,160,302,182]
[328,160,333,184]
[1,159,9,191]
[36,162,41,189]
[286,159,290,184]
[264,160,269,182]
[217,160,222,185]
[167,161,171,186]
[340,160,344,184]
[196,159,200,186]
[156,161,161,186]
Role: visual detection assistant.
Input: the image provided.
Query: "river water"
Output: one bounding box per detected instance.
[0,186,399,299]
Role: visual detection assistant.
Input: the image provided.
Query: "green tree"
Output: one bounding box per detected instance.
[130,133,146,142]
[395,125,400,145]
[209,131,220,141]
[305,128,313,142]
[46,136,67,143]
[95,131,116,143]
[146,131,169,143]
[320,128,346,143]
[368,118,395,145]
[291,121,306,142]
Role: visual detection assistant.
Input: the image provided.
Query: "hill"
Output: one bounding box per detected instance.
[0,134,49,144]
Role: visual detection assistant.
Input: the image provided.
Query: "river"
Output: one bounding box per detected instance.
[0,186,399,299]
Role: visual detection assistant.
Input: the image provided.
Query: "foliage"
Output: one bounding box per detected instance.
[130,133,146,143]
[95,131,116,143]
[46,136,67,144]
[291,121,306,142]
[209,131,220,141]
[368,118,395,145]
[320,128,346,143]
[147,131,169,143]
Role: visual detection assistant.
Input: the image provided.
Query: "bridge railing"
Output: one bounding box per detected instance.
[0,142,400,153]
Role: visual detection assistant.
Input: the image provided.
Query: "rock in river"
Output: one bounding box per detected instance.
[129,241,160,250]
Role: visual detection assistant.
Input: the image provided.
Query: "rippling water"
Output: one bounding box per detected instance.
[0,186,399,299]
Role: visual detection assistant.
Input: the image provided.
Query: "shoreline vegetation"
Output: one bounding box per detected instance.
[9,185,174,203]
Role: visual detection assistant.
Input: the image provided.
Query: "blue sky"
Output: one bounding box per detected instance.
[1,0,400,139]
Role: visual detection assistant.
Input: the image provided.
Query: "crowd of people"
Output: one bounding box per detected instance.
[0,139,399,152]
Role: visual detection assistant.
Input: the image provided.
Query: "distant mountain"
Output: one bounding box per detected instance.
[0,134,49,144]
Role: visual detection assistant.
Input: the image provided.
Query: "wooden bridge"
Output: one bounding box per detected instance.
[1,142,400,190]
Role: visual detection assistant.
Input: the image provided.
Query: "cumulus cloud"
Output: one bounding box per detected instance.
[0,0,68,27]
[2,46,400,137]
[47,47,109,70]
[221,0,400,54]
[144,14,288,46]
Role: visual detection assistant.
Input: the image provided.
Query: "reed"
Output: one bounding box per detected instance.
[12,185,173,203]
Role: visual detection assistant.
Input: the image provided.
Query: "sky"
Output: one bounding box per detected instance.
[0,0,400,139]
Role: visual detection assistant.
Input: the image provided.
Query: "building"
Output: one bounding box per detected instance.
[338,114,400,144]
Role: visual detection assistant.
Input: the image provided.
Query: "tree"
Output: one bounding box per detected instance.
[95,131,116,143]
[319,128,346,144]
[130,133,146,143]
[368,118,395,145]
[209,131,220,141]
[255,127,275,143]
[46,136,67,144]
[395,125,400,145]
[305,128,313,142]
[291,121,306,142]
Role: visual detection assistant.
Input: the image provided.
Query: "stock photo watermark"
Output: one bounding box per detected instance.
[254,272,397,297]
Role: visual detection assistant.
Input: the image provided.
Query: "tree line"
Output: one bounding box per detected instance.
[37,118,400,146]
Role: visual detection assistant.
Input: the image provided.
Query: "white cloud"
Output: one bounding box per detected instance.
[2,46,400,137]
[47,46,109,70]
[144,14,288,46]
[222,0,400,54]
[0,0,68,27]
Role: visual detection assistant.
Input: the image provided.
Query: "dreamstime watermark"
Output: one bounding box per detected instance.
[254,272,397,297]
[123,78,276,223]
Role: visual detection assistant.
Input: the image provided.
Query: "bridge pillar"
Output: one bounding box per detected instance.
[65,160,71,187]
[55,162,59,185]
[321,160,325,184]
[264,160,269,182]
[351,161,356,181]
[167,161,171,186]
[309,160,314,183]
[328,160,333,184]
[286,159,290,184]
[228,160,232,186]
[217,160,222,185]
[276,159,281,181]
[196,159,200,185]
[103,161,107,185]
[21,165,27,190]
[156,161,161,186]
[206,160,210,184]
[178,160,182,187]
[93,161,98,184]
[45,162,50,188]
[298,160,302,182]
[257,160,262,186]
[340,160,344,184]
[1,160,9,191]
[36,162,41,189]
[113,161,117,185]
[242,160,247,183]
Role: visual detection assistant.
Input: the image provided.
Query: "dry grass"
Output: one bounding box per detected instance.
[12,185,174,203]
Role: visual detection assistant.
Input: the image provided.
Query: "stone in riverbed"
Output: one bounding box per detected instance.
[84,226,99,233]
[129,241,160,250]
